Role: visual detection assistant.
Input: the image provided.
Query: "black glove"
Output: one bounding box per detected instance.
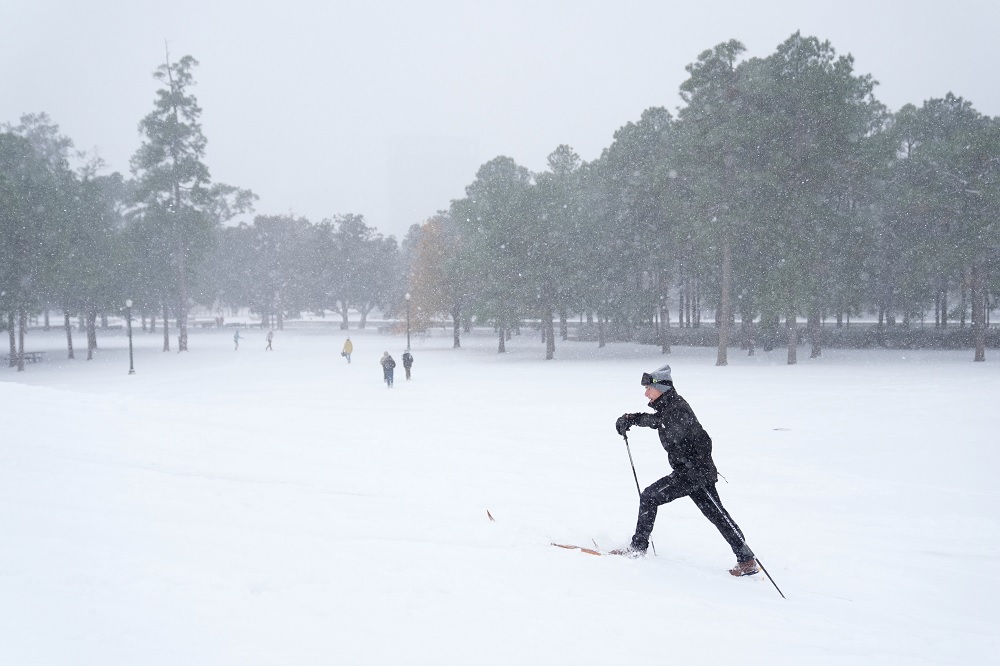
[615,413,638,436]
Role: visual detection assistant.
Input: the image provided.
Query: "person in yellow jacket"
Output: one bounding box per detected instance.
[341,337,353,363]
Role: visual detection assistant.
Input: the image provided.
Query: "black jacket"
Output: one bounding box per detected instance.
[630,389,718,484]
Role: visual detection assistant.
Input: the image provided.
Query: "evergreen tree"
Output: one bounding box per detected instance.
[0,115,75,369]
[529,144,583,359]
[129,52,254,352]
[454,156,534,352]
[588,108,676,348]
[744,33,884,363]
[675,40,753,364]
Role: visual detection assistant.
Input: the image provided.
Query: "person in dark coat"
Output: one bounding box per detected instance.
[614,364,758,576]
[402,350,413,380]
[380,351,396,388]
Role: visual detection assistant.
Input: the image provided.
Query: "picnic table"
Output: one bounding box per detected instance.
[3,351,46,364]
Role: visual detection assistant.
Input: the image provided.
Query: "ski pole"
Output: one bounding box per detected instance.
[703,489,785,599]
[622,433,656,556]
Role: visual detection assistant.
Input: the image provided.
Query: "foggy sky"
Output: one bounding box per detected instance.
[4,0,999,239]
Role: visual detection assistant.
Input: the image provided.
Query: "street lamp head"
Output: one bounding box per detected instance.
[126,299,133,308]
[405,293,411,301]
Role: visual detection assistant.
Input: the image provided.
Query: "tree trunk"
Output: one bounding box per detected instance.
[497,325,506,353]
[808,306,822,358]
[694,279,701,327]
[659,301,671,355]
[682,276,689,327]
[680,276,688,327]
[786,311,797,365]
[742,313,756,356]
[17,310,26,372]
[86,310,97,361]
[716,238,732,366]
[544,309,555,360]
[960,268,969,328]
[174,210,189,352]
[598,315,606,348]
[162,302,170,352]
[451,303,461,348]
[7,313,15,367]
[659,268,671,354]
[89,311,98,350]
[64,311,74,359]
[559,309,568,341]
[940,278,949,328]
[761,312,779,352]
[972,263,986,362]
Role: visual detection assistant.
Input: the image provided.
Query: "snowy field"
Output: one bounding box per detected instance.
[1,324,998,665]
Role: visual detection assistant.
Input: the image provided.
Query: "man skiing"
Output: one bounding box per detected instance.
[614,364,759,576]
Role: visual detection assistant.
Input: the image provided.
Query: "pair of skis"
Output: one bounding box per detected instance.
[551,542,604,556]
[550,540,785,599]
[490,511,785,598]
[550,540,638,558]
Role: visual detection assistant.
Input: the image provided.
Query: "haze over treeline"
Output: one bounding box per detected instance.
[2,32,998,370]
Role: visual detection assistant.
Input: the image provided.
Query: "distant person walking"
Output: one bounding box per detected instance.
[402,350,413,380]
[234,330,242,351]
[265,330,274,351]
[380,351,396,388]
[341,337,353,363]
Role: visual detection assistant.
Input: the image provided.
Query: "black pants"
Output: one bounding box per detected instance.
[631,474,753,561]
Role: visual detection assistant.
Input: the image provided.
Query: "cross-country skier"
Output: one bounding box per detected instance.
[613,364,759,576]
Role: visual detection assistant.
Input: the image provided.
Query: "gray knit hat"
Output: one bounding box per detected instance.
[640,364,673,390]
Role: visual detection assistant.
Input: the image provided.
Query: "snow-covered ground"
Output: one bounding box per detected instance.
[1,324,997,665]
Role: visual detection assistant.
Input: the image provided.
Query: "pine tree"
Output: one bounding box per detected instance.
[130,51,254,351]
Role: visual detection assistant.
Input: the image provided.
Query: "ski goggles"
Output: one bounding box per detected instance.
[640,372,671,388]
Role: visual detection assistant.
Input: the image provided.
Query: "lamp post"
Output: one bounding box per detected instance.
[125,299,135,375]
[405,292,411,350]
